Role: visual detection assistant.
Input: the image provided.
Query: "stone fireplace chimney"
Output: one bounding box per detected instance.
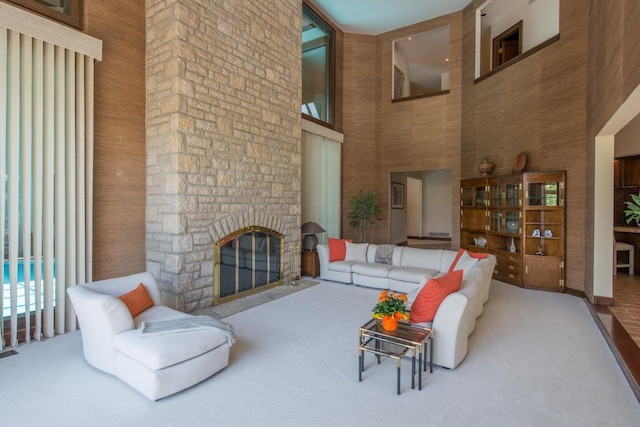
[145,0,302,311]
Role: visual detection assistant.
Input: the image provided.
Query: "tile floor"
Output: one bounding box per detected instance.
[610,273,640,348]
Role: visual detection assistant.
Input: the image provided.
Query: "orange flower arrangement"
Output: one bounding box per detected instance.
[371,290,408,320]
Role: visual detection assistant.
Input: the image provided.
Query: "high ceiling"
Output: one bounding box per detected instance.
[310,0,471,35]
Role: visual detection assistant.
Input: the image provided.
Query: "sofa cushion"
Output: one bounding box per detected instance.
[114,326,228,371]
[119,284,154,318]
[352,262,394,278]
[345,242,368,262]
[399,247,443,271]
[388,266,439,284]
[448,250,482,277]
[327,260,356,273]
[448,249,487,272]
[328,238,351,261]
[409,269,463,323]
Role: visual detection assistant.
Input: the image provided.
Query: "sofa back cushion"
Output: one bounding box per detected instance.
[345,242,368,262]
[448,249,488,277]
[366,244,378,263]
[409,269,463,323]
[399,247,443,271]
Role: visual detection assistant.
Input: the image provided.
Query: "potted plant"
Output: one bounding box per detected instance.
[624,191,640,226]
[372,290,408,331]
[348,190,381,242]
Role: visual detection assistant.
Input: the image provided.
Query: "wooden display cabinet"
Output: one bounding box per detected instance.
[522,172,566,291]
[460,171,565,291]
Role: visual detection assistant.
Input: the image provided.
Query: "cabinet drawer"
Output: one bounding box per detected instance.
[493,268,522,284]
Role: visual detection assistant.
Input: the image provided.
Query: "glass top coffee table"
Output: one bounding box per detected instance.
[358,318,433,395]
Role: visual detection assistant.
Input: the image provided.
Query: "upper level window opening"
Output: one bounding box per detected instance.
[475,0,559,79]
[392,26,450,101]
[302,3,334,126]
[4,0,82,29]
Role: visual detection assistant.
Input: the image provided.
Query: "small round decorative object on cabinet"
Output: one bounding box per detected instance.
[478,156,495,176]
[381,315,399,331]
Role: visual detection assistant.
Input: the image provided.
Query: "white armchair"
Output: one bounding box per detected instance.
[67,272,231,400]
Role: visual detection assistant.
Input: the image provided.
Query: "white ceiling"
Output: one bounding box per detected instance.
[309,0,471,35]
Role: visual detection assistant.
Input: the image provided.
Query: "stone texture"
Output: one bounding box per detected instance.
[146,0,301,311]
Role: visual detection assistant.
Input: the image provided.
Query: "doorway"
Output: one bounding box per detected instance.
[492,20,522,68]
[389,170,452,246]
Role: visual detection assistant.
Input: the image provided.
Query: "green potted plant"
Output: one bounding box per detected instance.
[624,191,640,226]
[348,190,381,242]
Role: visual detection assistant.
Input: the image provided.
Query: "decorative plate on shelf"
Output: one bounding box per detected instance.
[513,152,527,173]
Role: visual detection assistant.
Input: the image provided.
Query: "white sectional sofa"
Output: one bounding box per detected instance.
[317,243,496,369]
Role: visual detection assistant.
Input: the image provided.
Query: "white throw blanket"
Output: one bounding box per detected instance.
[141,315,236,346]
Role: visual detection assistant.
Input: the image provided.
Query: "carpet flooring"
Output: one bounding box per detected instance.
[1,280,639,426]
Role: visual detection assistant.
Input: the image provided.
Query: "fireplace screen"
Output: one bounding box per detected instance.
[214,226,283,303]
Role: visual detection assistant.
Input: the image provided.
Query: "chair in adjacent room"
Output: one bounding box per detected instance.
[614,241,635,275]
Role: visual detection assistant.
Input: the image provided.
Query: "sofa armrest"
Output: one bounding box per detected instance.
[317,244,330,279]
[431,292,471,369]
[67,286,135,373]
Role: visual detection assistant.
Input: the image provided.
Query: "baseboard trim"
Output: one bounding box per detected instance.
[593,295,614,306]
[564,287,586,299]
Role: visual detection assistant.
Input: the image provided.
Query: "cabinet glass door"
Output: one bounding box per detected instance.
[490,183,520,207]
[527,182,561,207]
[489,211,520,233]
[462,185,486,207]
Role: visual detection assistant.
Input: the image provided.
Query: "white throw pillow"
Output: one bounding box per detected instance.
[452,250,478,277]
[345,242,368,262]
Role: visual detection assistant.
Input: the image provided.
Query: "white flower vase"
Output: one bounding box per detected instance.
[509,238,516,253]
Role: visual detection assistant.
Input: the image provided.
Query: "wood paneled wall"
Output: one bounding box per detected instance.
[84,1,146,280]
[586,0,640,299]
[461,0,588,292]
[371,13,463,244]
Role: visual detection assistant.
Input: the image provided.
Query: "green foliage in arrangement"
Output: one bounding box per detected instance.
[625,192,640,227]
[348,190,382,242]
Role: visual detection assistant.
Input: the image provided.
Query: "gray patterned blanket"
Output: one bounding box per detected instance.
[141,315,236,346]
[374,244,397,265]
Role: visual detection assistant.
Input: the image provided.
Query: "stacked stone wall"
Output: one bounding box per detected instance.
[146,0,302,311]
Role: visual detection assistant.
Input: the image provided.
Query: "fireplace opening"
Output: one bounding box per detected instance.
[214,226,283,304]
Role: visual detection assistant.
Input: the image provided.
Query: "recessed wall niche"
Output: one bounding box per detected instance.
[392,26,450,100]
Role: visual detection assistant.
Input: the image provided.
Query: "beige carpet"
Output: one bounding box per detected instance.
[1,280,639,426]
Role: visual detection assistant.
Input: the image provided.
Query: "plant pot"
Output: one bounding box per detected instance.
[381,315,399,331]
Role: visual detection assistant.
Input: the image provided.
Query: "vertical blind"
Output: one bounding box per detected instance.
[0,3,101,349]
[301,122,342,243]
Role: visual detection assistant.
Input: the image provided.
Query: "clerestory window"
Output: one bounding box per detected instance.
[302,2,334,127]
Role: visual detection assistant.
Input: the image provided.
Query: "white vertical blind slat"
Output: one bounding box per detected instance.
[7,29,20,347]
[20,34,33,344]
[85,56,94,282]
[32,38,44,341]
[54,45,66,335]
[0,28,6,347]
[42,41,55,339]
[65,49,77,331]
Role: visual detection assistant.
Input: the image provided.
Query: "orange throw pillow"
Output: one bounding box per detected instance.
[119,283,154,317]
[409,270,463,324]
[327,238,352,262]
[448,248,488,273]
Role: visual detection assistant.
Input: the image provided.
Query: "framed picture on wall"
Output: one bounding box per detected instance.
[391,182,404,209]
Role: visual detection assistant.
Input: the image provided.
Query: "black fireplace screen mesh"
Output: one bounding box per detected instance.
[215,226,283,303]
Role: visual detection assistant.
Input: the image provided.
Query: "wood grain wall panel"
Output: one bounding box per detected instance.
[84,1,146,280]
[586,0,640,299]
[341,33,377,241]
[462,0,588,292]
[371,12,463,244]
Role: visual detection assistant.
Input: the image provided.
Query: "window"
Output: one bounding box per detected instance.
[302,3,334,126]
[4,0,82,29]
[392,26,450,100]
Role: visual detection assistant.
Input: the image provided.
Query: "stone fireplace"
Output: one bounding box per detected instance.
[145,0,302,312]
